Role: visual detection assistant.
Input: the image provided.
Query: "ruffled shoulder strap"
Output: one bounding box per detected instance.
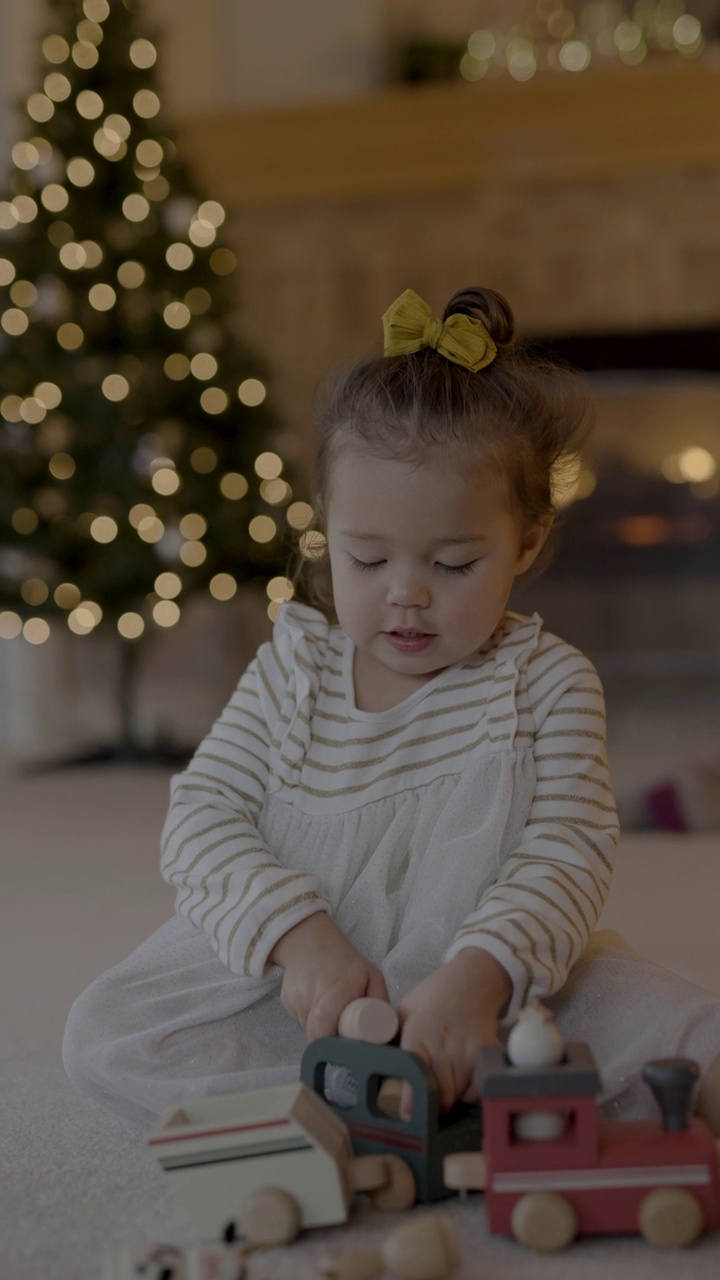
[486,611,543,747]
[267,601,335,789]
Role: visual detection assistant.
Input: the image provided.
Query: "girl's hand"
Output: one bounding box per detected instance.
[397,948,512,1115]
[269,912,389,1040]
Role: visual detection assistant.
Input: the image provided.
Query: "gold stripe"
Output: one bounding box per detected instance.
[199,860,269,929]
[257,658,281,714]
[532,821,616,875]
[283,719,491,776]
[168,821,265,880]
[220,717,269,752]
[527,668,601,710]
[200,736,267,773]
[192,751,266,792]
[295,649,320,683]
[206,865,295,947]
[218,874,314,960]
[534,750,608,768]
[303,694,494,747]
[225,704,267,738]
[168,780,259,807]
[537,770,614,794]
[453,900,575,974]
[536,727,607,744]
[452,925,535,984]
[504,855,601,917]
[532,791,618,815]
[179,832,268,882]
[269,639,289,682]
[496,880,585,947]
[504,863,595,933]
[533,832,613,889]
[163,815,249,875]
[547,704,605,720]
[290,730,496,798]
[160,802,219,859]
[241,890,324,974]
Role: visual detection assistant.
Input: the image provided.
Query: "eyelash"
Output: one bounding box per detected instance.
[349,557,478,576]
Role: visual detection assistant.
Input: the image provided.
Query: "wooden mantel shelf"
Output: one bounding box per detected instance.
[175,61,720,211]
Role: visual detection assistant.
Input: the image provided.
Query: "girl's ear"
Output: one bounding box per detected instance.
[514,517,553,577]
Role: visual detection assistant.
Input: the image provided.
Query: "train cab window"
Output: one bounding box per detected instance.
[322,1063,358,1110]
[321,1061,415,1122]
[508,1107,573,1145]
[367,1073,414,1123]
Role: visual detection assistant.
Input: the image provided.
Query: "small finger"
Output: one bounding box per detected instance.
[306,991,345,1040]
[402,1040,456,1113]
[366,970,391,1004]
[399,1080,414,1121]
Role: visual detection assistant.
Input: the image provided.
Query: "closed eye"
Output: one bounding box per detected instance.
[349,555,386,571]
[437,561,478,575]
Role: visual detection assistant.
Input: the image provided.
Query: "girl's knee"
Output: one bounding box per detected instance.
[62,971,123,1092]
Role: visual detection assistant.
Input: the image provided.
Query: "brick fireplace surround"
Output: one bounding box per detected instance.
[176,60,720,478]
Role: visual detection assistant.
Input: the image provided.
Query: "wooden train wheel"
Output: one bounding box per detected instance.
[638,1187,703,1248]
[368,1155,417,1211]
[238,1186,302,1245]
[511,1191,578,1252]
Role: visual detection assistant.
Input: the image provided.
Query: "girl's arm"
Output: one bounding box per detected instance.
[159,639,331,980]
[445,645,619,1024]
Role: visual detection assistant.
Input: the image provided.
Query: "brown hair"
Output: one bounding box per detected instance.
[293,286,592,620]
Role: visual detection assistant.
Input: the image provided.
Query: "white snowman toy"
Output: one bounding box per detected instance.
[506,1000,567,1141]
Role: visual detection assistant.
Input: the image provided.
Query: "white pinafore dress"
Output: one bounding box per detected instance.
[63,611,720,1127]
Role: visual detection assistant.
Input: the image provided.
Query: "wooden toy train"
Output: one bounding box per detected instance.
[145,998,720,1255]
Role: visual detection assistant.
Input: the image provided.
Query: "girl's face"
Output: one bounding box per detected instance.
[326,449,550,687]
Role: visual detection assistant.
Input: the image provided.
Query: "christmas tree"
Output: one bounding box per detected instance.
[0,0,309,759]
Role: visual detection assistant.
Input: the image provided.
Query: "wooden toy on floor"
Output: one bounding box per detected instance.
[301,1025,482,1205]
[338,997,400,1044]
[102,1239,247,1280]
[146,1080,418,1245]
[506,999,568,1141]
[145,1000,421,1246]
[319,1213,460,1280]
[444,1003,720,1251]
[336,997,404,1118]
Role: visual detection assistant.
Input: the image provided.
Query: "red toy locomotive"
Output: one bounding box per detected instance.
[446,1040,720,1250]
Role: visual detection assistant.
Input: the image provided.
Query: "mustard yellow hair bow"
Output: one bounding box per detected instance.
[382,288,497,372]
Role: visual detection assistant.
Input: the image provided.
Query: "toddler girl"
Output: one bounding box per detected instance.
[63,286,720,1130]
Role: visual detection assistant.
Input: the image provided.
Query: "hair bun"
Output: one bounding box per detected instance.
[442,287,515,349]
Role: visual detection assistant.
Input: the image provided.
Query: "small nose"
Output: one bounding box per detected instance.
[387,577,430,609]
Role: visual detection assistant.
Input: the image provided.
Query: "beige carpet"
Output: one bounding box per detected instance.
[3,758,720,1280]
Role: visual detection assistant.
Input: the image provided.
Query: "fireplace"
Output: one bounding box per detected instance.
[513,325,720,705]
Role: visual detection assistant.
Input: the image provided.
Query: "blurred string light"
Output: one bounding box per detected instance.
[459,1,706,83]
[0,5,299,655]
[662,444,717,483]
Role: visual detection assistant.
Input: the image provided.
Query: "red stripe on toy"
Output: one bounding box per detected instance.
[148,1118,291,1145]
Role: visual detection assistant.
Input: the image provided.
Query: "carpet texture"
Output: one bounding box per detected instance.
[3,759,720,1280]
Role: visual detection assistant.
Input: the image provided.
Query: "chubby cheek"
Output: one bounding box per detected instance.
[330,573,374,638]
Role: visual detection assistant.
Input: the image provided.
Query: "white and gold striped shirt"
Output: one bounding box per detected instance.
[161,602,618,1022]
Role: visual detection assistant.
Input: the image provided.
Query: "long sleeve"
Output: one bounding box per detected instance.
[445,637,619,1023]
[159,628,331,978]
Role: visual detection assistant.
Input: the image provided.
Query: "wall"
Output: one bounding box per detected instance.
[2,0,385,106]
